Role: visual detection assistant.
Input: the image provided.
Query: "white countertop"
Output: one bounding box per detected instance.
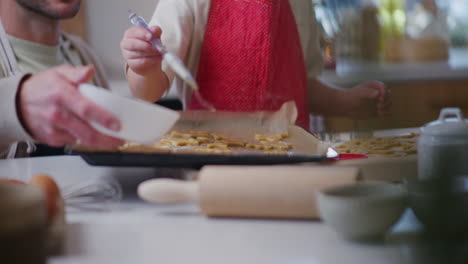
[0,156,421,264]
[320,48,468,86]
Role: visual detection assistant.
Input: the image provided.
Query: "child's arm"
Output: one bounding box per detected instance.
[121,26,169,102]
[308,79,392,119]
[301,3,391,119]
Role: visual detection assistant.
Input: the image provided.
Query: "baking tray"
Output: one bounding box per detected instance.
[313,128,420,143]
[71,151,327,169]
[70,106,332,168]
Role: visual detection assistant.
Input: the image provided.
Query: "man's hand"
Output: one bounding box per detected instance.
[344,81,392,119]
[121,26,163,76]
[17,65,124,148]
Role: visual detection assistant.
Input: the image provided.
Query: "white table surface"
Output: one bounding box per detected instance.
[0,156,421,264]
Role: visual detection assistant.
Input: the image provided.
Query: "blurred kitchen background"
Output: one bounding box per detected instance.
[62,0,468,132]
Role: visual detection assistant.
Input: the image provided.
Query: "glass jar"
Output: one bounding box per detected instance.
[418,108,468,180]
[379,0,406,39]
[360,0,381,61]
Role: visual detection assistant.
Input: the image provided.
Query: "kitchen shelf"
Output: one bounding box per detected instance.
[321,48,468,86]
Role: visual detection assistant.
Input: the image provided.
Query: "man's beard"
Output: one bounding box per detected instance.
[16,0,81,20]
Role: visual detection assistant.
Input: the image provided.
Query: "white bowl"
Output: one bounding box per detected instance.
[79,84,180,144]
[317,183,407,242]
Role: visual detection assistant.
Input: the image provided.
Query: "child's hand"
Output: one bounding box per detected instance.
[345,81,392,119]
[121,26,163,76]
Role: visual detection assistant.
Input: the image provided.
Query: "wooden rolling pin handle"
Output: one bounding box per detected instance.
[138,178,199,204]
[138,166,361,220]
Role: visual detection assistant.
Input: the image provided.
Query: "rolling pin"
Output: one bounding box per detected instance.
[138,166,361,219]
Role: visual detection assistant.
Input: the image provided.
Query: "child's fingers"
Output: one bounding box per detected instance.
[124,50,162,60]
[124,27,153,42]
[149,26,162,38]
[122,38,155,53]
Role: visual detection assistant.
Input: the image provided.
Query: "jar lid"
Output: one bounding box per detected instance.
[421,108,468,136]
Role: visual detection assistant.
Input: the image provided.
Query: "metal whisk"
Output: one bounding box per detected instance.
[61,177,123,212]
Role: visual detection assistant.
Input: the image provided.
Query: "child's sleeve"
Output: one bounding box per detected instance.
[149,0,195,86]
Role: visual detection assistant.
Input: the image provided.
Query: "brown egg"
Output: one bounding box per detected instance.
[29,174,61,224]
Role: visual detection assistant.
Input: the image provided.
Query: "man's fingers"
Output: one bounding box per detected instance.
[55,110,123,148]
[36,105,122,148]
[56,65,95,85]
[80,134,124,149]
[49,128,76,146]
[58,84,121,132]
[74,97,121,131]
[38,126,76,147]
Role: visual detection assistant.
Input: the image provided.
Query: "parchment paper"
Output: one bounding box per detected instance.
[171,101,329,155]
[74,101,330,156]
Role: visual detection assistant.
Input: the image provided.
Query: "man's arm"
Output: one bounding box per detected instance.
[17,65,124,148]
[0,74,35,156]
[0,65,125,158]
